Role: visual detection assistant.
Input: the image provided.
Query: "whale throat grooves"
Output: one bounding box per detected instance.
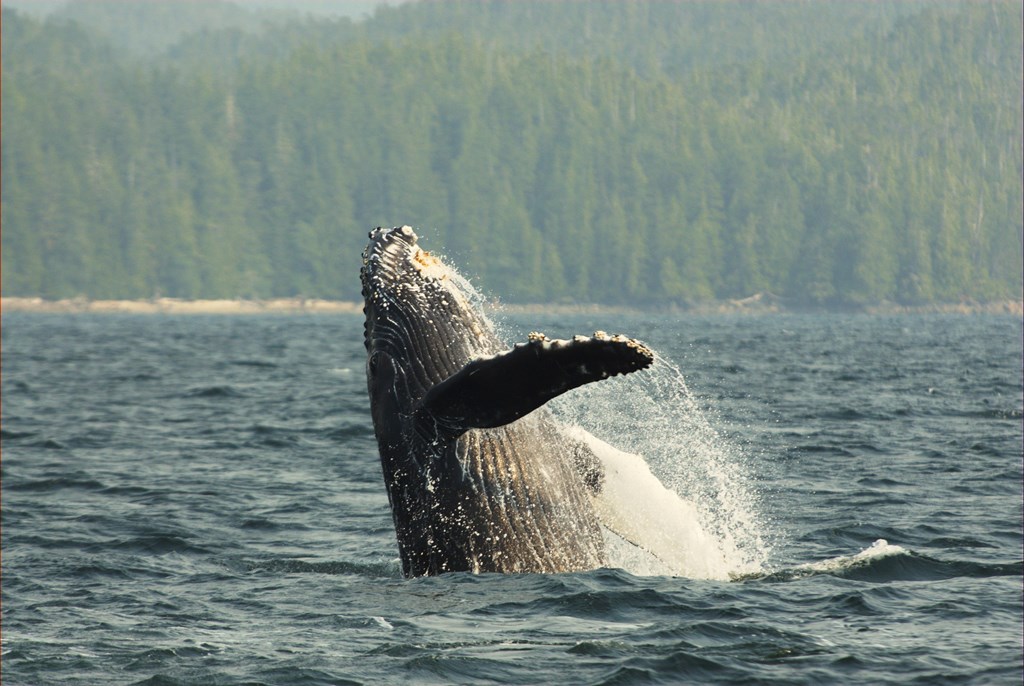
[361,225,653,577]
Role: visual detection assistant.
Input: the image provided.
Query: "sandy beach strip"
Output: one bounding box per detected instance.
[0,297,363,315]
[1,296,1020,316]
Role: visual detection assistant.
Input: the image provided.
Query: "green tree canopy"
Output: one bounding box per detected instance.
[2,2,1021,305]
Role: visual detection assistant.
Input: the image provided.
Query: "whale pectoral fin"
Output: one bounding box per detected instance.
[416,332,654,437]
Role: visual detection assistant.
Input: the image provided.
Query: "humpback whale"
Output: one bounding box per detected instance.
[361,225,654,577]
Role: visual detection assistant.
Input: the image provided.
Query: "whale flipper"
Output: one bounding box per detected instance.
[416,332,653,438]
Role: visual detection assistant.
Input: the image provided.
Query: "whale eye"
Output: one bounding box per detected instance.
[368,352,380,375]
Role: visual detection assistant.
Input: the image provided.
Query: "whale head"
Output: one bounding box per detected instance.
[360,226,501,410]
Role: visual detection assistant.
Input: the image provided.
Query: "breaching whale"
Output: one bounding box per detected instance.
[361,225,655,577]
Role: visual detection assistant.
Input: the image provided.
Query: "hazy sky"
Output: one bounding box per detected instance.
[4,0,410,20]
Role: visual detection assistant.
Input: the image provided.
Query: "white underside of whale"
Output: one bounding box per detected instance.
[565,426,733,580]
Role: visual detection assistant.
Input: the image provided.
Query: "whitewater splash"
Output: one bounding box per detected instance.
[727,539,912,583]
[570,426,732,579]
[549,354,772,581]
[434,246,771,580]
[794,539,907,575]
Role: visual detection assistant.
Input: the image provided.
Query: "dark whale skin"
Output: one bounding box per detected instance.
[361,226,653,577]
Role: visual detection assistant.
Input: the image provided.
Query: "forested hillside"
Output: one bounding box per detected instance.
[2,1,1021,305]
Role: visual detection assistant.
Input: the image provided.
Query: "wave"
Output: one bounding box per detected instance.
[745,540,1023,583]
[229,359,278,368]
[323,423,375,440]
[183,385,243,398]
[953,407,1023,420]
[84,534,212,556]
[0,428,37,439]
[245,423,299,448]
[237,557,403,578]
[5,474,106,492]
[22,438,69,450]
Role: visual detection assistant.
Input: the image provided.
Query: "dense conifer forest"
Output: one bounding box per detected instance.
[2,1,1021,305]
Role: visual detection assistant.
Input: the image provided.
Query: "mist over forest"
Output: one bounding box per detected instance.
[2,0,1021,306]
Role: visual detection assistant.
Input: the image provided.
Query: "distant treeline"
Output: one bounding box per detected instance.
[2,1,1021,305]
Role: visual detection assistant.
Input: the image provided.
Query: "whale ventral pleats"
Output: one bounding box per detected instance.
[361,225,655,577]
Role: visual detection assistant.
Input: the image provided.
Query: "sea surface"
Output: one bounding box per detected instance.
[2,311,1021,685]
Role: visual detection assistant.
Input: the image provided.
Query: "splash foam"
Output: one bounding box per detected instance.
[795,539,908,576]
[550,356,772,580]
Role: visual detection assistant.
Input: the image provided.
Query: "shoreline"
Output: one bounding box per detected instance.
[2,296,1021,317]
[0,297,362,315]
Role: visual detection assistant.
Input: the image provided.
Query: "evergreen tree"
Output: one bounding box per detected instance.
[1,3,1020,306]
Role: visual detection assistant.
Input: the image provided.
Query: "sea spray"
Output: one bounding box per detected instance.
[549,354,772,580]
[474,265,771,579]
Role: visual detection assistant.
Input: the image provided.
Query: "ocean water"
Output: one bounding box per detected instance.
[1,311,1021,685]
